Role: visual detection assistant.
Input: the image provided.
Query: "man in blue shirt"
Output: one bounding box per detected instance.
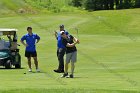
[54,24,69,73]
[21,27,40,72]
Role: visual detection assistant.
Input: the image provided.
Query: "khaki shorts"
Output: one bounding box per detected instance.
[66,51,77,63]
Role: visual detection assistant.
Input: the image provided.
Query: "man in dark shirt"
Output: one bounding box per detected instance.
[60,31,79,78]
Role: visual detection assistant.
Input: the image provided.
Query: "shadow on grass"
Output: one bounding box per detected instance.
[0,67,25,70]
[73,76,89,79]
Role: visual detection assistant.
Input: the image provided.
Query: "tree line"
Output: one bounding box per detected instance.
[71,0,140,11]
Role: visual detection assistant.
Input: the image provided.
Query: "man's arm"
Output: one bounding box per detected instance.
[35,34,40,44]
[73,37,80,44]
[65,35,79,47]
[66,42,77,47]
[36,39,40,43]
[20,40,28,47]
[21,35,28,47]
[54,31,58,40]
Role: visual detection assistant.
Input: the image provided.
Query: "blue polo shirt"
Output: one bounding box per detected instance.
[57,30,69,48]
[21,33,40,52]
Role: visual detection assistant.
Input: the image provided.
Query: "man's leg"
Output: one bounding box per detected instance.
[33,57,38,69]
[65,63,69,73]
[71,62,75,75]
[33,57,40,72]
[61,63,69,78]
[70,51,77,78]
[25,51,32,71]
[65,53,71,73]
[54,48,65,73]
[27,57,32,72]
[61,53,71,77]
[58,48,65,72]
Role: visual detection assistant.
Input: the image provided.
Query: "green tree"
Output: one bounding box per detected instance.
[109,0,114,9]
[71,0,82,7]
[95,0,104,10]
[115,0,119,9]
[103,0,109,10]
[119,0,123,8]
[72,0,138,11]
[115,0,123,9]
[84,0,105,11]
[135,0,140,7]
[84,0,96,10]
[123,0,132,8]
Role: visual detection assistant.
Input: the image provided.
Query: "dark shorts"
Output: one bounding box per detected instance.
[25,51,37,57]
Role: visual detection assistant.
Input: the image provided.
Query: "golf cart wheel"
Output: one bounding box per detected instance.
[5,60,12,69]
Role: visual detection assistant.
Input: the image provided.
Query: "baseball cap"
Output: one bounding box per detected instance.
[59,24,64,28]
[60,31,65,35]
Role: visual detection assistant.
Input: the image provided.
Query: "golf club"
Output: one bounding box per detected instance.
[75,27,79,39]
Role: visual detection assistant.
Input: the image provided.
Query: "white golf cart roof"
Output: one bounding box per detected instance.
[0,29,18,35]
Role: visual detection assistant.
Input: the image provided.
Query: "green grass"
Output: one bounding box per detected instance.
[0,0,78,15]
[0,89,139,93]
[0,2,140,92]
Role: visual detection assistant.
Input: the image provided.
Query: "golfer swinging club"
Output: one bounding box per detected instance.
[21,27,40,72]
[60,31,80,78]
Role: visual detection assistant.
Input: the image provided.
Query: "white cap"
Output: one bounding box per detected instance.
[60,31,65,35]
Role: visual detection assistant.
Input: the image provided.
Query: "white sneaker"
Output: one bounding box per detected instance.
[36,68,40,72]
[61,73,68,78]
[28,69,32,72]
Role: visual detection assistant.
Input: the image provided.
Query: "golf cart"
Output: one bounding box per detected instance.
[0,29,21,69]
